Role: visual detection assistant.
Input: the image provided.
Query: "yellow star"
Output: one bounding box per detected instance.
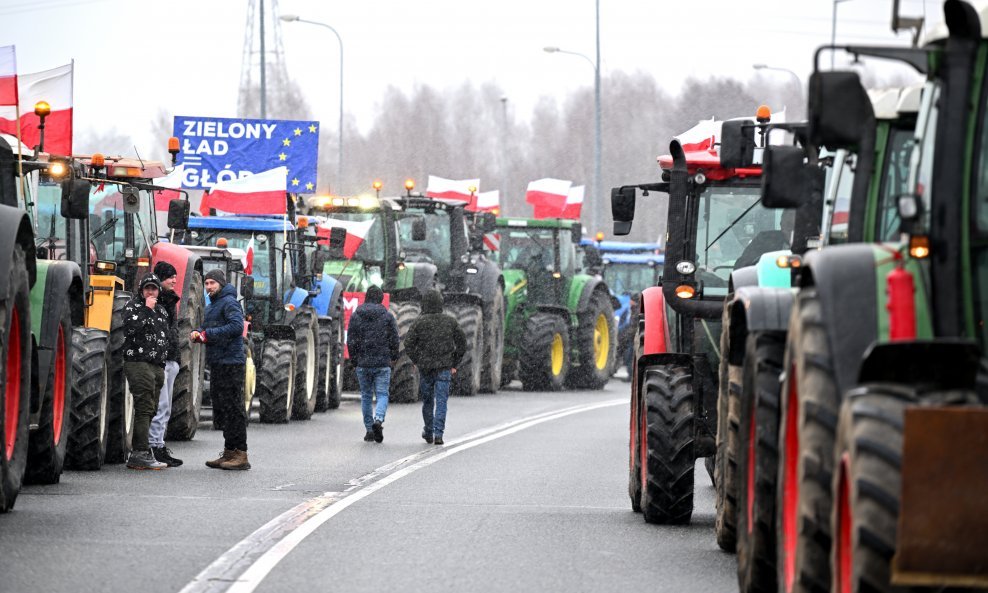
[308,124,317,133]
[291,178,300,186]
[305,182,314,191]
[294,127,302,136]
[278,153,287,161]
[282,138,291,147]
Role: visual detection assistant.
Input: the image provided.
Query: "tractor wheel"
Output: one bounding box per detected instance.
[629,372,643,513]
[65,327,110,470]
[715,324,743,552]
[0,245,32,512]
[777,289,840,593]
[518,312,570,391]
[257,339,295,424]
[291,307,318,420]
[447,301,483,396]
[243,339,256,423]
[105,292,134,464]
[737,331,785,593]
[640,364,695,524]
[325,316,344,410]
[389,301,421,403]
[479,286,505,393]
[568,290,615,389]
[167,270,205,441]
[26,303,73,484]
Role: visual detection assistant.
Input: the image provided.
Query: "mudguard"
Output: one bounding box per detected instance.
[726,286,794,365]
[263,323,297,342]
[729,266,759,292]
[535,303,569,319]
[444,292,483,308]
[0,205,37,294]
[639,286,669,356]
[857,339,980,390]
[283,286,309,311]
[308,274,343,318]
[152,242,200,316]
[29,260,82,410]
[464,258,502,306]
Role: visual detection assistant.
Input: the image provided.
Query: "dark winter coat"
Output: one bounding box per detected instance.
[347,301,399,368]
[158,289,181,363]
[200,283,246,366]
[122,294,171,367]
[404,290,467,371]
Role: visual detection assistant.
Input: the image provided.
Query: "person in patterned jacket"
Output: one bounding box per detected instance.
[122,273,171,470]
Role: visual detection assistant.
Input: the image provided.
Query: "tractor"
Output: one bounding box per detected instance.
[496,217,616,391]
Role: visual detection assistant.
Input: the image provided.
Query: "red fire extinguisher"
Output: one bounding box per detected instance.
[886,262,916,341]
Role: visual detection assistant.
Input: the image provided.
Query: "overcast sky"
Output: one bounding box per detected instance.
[2,0,940,155]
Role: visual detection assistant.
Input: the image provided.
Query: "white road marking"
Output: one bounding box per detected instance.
[178,398,624,593]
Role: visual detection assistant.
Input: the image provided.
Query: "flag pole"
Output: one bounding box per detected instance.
[11,47,28,217]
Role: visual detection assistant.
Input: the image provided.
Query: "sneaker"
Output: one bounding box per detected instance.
[127,449,167,470]
[434,437,444,446]
[422,431,434,444]
[151,446,183,468]
[372,420,384,443]
[363,431,375,442]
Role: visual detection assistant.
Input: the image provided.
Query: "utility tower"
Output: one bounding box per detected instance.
[238,0,292,119]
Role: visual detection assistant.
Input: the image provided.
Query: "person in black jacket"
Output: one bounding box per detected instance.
[147,262,182,467]
[123,274,171,470]
[403,289,466,446]
[347,285,399,443]
[193,269,249,470]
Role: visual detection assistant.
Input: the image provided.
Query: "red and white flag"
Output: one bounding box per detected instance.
[316,217,376,259]
[560,185,584,220]
[675,118,720,153]
[243,235,255,275]
[473,190,499,213]
[526,178,571,217]
[426,175,479,207]
[0,62,73,155]
[152,164,184,211]
[0,46,17,107]
[200,166,288,215]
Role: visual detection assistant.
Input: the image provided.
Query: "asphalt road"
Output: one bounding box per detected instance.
[0,380,736,593]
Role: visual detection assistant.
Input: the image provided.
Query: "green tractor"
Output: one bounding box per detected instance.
[496,217,616,390]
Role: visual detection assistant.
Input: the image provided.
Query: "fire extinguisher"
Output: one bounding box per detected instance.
[886,261,916,341]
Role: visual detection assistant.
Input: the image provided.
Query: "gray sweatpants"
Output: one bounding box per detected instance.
[149,360,180,448]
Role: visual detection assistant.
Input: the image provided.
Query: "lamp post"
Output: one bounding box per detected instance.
[500,95,509,206]
[544,0,601,235]
[753,63,803,116]
[281,14,344,193]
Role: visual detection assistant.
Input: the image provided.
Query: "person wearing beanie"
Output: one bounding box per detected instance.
[147,262,182,467]
[195,269,249,469]
[346,284,399,443]
[123,273,171,470]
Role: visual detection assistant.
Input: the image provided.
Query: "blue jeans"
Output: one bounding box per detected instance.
[419,369,451,438]
[149,360,179,448]
[356,366,391,431]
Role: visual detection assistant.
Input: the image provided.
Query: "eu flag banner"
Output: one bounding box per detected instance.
[173,115,320,192]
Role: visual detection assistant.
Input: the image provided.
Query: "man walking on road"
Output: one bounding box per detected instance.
[193,269,250,470]
[404,289,466,446]
[347,285,399,443]
[148,262,182,467]
[123,274,171,470]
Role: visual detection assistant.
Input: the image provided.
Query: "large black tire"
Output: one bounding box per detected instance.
[0,245,32,512]
[26,303,73,484]
[257,338,295,424]
[737,332,785,593]
[640,365,695,524]
[105,292,134,464]
[518,312,570,391]
[389,301,421,403]
[629,359,643,513]
[715,308,742,551]
[325,316,343,409]
[291,307,318,420]
[479,286,505,393]
[567,290,615,389]
[447,302,483,396]
[167,271,205,441]
[65,328,110,470]
[776,289,839,593]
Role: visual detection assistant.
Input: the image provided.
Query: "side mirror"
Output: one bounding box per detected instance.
[477,212,497,233]
[60,178,91,220]
[327,226,346,259]
[583,245,603,269]
[311,250,330,274]
[411,217,427,241]
[121,186,141,214]
[897,193,924,235]
[808,71,875,150]
[720,120,756,169]
[469,229,485,252]
[571,223,582,244]
[611,186,636,235]
[762,145,813,209]
[242,275,255,300]
[167,198,190,229]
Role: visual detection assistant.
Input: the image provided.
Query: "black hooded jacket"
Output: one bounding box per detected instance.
[347,300,399,368]
[122,294,171,367]
[158,289,181,363]
[404,290,467,371]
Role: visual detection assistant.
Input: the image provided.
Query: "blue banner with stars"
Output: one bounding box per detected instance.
[173,115,320,192]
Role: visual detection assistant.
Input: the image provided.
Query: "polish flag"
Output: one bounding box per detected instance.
[0,46,17,107]
[526,178,571,214]
[473,190,499,213]
[426,175,479,207]
[243,235,255,275]
[152,164,184,211]
[675,118,720,153]
[316,217,376,259]
[200,166,288,215]
[0,63,73,156]
[560,185,584,220]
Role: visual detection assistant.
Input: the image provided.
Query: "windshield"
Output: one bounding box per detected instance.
[89,183,157,264]
[827,152,855,245]
[34,183,68,256]
[603,263,658,295]
[694,184,786,296]
[876,126,916,241]
[397,209,452,272]
[190,230,286,297]
[320,212,386,262]
[499,227,556,270]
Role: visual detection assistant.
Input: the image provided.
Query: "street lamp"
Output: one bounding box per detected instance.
[543,0,601,236]
[281,14,344,193]
[753,64,803,118]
